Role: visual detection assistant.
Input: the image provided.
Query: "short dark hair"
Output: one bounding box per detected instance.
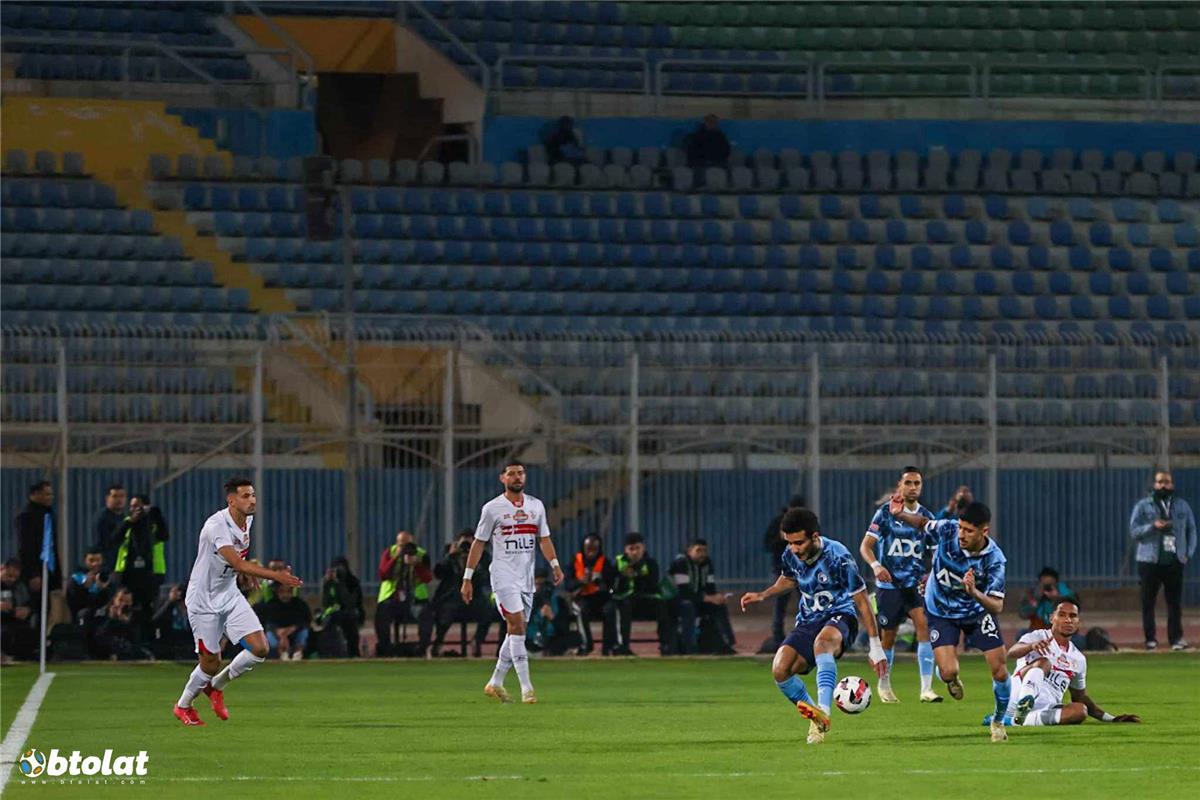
[224,477,253,496]
[85,547,103,557]
[105,483,124,495]
[1039,566,1060,581]
[900,465,922,478]
[501,459,525,472]
[689,538,708,548]
[28,480,50,496]
[780,508,820,536]
[1054,598,1081,613]
[960,501,991,526]
[624,532,644,546]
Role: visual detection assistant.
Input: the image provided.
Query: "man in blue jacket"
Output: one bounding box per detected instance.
[1129,471,1196,651]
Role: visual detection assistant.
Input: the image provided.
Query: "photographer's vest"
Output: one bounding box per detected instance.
[573,552,606,596]
[377,544,429,603]
[114,517,166,575]
[613,554,654,599]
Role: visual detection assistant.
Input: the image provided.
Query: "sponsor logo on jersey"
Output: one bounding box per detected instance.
[513,509,528,523]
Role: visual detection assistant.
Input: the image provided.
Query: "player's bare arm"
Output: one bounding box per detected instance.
[1007,637,1054,661]
[460,538,487,602]
[888,496,930,531]
[852,589,889,678]
[1070,687,1141,723]
[538,537,564,585]
[962,569,1003,615]
[217,545,302,586]
[740,573,797,611]
[859,534,893,584]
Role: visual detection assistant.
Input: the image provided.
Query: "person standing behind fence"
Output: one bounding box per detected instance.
[13,480,62,624]
[93,483,127,572]
[1129,470,1195,651]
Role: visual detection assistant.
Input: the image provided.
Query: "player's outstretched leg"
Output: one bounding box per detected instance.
[174,640,223,727]
[1012,657,1048,725]
[916,640,941,702]
[771,644,826,743]
[206,633,268,719]
[985,649,1010,742]
[933,646,964,700]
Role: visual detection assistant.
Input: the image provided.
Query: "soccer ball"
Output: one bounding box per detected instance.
[19,749,46,778]
[833,676,872,714]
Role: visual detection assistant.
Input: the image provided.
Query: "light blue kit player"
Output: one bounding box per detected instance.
[859,465,941,704]
[889,497,1012,743]
[741,508,887,745]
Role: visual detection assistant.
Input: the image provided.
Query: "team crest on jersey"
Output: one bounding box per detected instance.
[817,572,829,584]
[513,509,529,523]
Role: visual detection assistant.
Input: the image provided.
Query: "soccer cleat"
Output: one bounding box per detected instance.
[1170,640,1190,651]
[946,677,964,700]
[202,685,229,721]
[920,689,944,703]
[172,705,205,727]
[1146,640,1158,651]
[990,720,1008,742]
[1013,693,1035,726]
[522,689,538,704]
[878,686,900,704]
[795,701,831,733]
[483,683,513,704]
[805,720,825,745]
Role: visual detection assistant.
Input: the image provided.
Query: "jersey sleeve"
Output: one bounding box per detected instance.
[841,552,867,595]
[982,555,1006,598]
[537,502,552,538]
[865,507,885,540]
[925,518,957,545]
[1071,659,1086,690]
[207,517,237,552]
[473,504,495,542]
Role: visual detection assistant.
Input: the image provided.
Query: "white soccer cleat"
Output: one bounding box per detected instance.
[990,720,1008,742]
[484,683,513,704]
[806,720,825,745]
[878,685,900,704]
[919,689,944,703]
[521,689,538,704]
[946,677,964,700]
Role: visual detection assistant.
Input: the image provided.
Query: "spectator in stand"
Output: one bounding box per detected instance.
[564,533,608,655]
[256,581,312,660]
[151,583,193,660]
[544,115,585,164]
[111,495,167,629]
[67,547,113,623]
[762,495,805,651]
[13,480,62,621]
[1,558,38,661]
[1130,470,1195,651]
[418,530,493,657]
[93,483,126,571]
[90,587,151,660]
[528,566,575,655]
[603,532,672,656]
[319,556,365,657]
[686,113,731,169]
[374,535,433,656]
[669,538,736,655]
[936,485,974,520]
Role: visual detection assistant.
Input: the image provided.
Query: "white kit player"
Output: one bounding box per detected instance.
[172,477,302,726]
[1005,600,1140,727]
[462,460,564,704]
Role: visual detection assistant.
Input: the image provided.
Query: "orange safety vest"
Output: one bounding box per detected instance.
[573,552,606,596]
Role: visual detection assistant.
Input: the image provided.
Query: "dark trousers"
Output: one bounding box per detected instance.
[374,594,417,656]
[603,594,672,654]
[1139,561,1185,644]
[325,609,361,657]
[417,596,492,656]
[120,569,157,637]
[674,598,736,654]
[570,593,607,653]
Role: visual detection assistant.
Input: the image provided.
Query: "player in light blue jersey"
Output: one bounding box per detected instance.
[859,466,941,704]
[742,508,887,745]
[890,498,1012,743]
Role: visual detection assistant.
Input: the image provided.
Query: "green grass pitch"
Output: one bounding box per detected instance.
[3,654,1198,799]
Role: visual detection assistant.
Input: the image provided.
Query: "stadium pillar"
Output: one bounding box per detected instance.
[1158,355,1170,471]
[49,341,69,674]
[341,186,360,576]
[253,345,265,562]
[987,352,998,528]
[628,351,640,533]
[808,351,820,514]
[442,347,456,544]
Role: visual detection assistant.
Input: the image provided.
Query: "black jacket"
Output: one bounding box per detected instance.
[607,554,661,599]
[13,501,61,590]
[668,554,718,604]
[686,125,731,167]
[431,549,489,604]
[93,507,124,569]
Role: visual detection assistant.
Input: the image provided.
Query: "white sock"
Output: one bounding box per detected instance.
[508,634,532,693]
[879,672,892,691]
[177,665,214,708]
[489,636,513,687]
[1019,666,1044,699]
[920,672,932,693]
[211,649,265,690]
[1026,707,1061,727]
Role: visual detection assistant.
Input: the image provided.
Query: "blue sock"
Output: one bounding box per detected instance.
[815,653,838,713]
[775,675,813,705]
[992,678,1011,720]
[884,647,895,672]
[917,641,935,678]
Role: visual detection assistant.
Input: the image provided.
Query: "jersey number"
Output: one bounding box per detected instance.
[886,539,920,558]
[980,613,998,635]
[801,590,835,613]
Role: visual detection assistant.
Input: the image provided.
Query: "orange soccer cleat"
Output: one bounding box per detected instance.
[173,705,205,726]
[202,685,229,721]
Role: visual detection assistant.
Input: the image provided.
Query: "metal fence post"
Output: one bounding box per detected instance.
[340,186,360,575]
[1158,354,1170,471]
[253,344,265,562]
[628,350,640,533]
[987,352,999,527]
[808,351,821,514]
[442,347,456,544]
[56,341,70,588]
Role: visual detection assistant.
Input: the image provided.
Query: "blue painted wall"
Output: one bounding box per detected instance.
[485,115,1200,165]
[168,107,317,159]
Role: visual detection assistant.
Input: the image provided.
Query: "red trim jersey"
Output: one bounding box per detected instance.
[186,508,252,614]
[473,493,550,594]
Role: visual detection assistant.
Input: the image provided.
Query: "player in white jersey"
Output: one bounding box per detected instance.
[462,460,563,704]
[172,477,302,727]
[1005,600,1140,727]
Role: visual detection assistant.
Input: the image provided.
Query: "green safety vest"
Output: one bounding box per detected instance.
[377,544,429,603]
[114,518,166,575]
[614,554,658,599]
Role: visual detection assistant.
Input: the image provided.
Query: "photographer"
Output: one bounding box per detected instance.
[151,583,193,660]
[374,537,433,656]
[1130,470,1196,651]
[564,534,608,655]
[529,566,576,655]
[67,547,113,623]
[90,587,151,660]
[2,559,38,661]
[1020,567,1081,632]
[936,485,974,520]
[418,530,494,657]
[320,556,365,657]
[111,495,168,628]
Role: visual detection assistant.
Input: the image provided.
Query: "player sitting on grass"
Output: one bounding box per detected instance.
[741,508,887,745]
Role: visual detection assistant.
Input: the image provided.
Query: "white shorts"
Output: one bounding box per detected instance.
[493,585,533,621]
[188,594,263,655]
